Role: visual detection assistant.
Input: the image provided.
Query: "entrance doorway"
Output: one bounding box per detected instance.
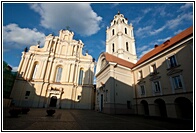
[49,96,57,107]
[175,97,192,119]
[140,100,149,116]
[154,98,167,117]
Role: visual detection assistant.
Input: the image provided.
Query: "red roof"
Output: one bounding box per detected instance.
[133,26,193,68]
[104,52,135,68]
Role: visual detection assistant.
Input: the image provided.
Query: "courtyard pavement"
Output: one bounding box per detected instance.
[3,108,193,131]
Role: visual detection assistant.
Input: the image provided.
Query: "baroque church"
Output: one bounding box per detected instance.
[11,12,193,119]
[11,30,95,109]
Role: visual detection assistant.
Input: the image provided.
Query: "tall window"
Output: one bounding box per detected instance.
[138,70,143,79]
[112,29,115,35]
[153,81,161,92]
[150,64,157,74]
[140,85,145,95]
[112,43,115,52]
[25,91,30,99]
[168,55,177,68]
[172,75,183,89]
[125,28,127,34]
[78,68,84,85]
[32,64,38,79]
[55,67,63,82]
[126,42,129,51]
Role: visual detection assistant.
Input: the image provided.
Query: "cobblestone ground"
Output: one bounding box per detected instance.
[3,108,193,131]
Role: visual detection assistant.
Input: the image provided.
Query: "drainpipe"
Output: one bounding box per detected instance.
[133,70,138,115]
[114,63,118,114]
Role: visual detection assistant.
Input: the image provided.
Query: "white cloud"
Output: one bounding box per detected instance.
[11,66,18,72]
[174,29,184,35]
[156,36,171,43]
[180,3,193,10]
[138,47,153,60]
[135,26,152,38]
[131,16,143,25]
[3,23,45,51]
[149,25,166,35]
[137,45,149,53]
[110,3,119,8]
[29,3,102,36]
[142,8,151,14]
[167,12,193,29]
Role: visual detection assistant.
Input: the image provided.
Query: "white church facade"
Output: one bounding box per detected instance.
[11,30,95,109]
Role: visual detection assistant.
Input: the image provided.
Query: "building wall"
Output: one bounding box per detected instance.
[96,54,135,114]
[132,38,193,119]
[11,30,95,109]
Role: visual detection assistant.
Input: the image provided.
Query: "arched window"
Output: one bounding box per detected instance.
[125,28,127,34]
[72,45,75,55]
[112,43,115,52]
[78,68,84,85]
[32,63,39,79]
[112,29,115,35]
[122,19,125,23]
[55,66,63,82]
[126,42,129,51]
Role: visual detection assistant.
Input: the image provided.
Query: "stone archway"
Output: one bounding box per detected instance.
[140,100,149,116]
[175,97,192,119]
[49,96,57,107]
[154,98,167,117]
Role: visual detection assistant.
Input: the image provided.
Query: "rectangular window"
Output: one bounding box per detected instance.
[127,101,131,109]
[140,85,145,95]
[150,64,157,74]
[153,81,161,92]
[77,95,81,100]
[168,55,177,68]
[25,91,30,96]
[56,67,62,82]
[138,70,143,79]
[172,75,183,89]
[78,69,84,85]
[32,64,38,79]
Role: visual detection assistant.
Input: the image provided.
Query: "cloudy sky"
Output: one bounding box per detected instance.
[3,2,193,71]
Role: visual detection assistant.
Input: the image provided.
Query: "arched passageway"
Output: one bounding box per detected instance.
[175,97,192,119]
[140,100,149,116]
[154,99,167,117]
[50,96,57,107]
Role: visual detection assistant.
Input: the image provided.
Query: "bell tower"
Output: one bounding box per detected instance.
[106,11,137,63]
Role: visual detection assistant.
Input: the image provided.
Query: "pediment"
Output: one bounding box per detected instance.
[149,76,161,81]
[167,69,183,76]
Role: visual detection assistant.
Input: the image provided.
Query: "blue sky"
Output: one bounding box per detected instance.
[3,2,193,71]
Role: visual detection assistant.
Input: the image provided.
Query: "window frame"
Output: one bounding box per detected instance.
[112,43,115,52]
[112,29,115,35]
[78,68,84,85]
[55,66,63,82]
[153,81,161,93]
[150,63,158,74]
[126,42,129,51]
[140,85,145,95]
[32,63,39,80]
[138,70,143,80]
[167,55,178,69]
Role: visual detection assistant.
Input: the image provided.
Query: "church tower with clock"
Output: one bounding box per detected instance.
[106,11,137,63]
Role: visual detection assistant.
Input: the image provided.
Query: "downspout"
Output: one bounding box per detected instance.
[113,63,118,114]
[133,70,138,115]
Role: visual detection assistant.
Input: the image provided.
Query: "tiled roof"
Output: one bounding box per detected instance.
[104,52,135,68]
[133,26,193,68]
